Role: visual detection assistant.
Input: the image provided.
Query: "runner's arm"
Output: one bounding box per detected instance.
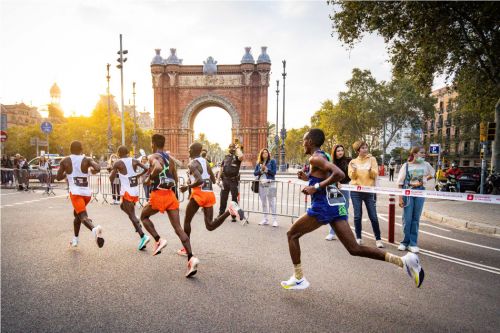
[88,158,101,174]
[169,156,178,187]
[55,157,69,181]
[133,160,149,177]
[109,161,119,183]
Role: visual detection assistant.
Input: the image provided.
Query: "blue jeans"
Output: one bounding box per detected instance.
[401,196,425,247]
[328,190,350,235]
[350,191,381,240]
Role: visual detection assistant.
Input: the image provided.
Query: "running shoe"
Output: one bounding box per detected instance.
[398,244,408,251]
[138,234,150,251]
[376,240,385,248]
[402,253,425,288]
[272,221,279,227]
[177,247,188,257]
[152,238,167,256]
[92,225,105,248]
[185,257,200,278]
[228,201,245,220]
[281,275,310,290]
[70,236,79,247]
[259,219,269,226]
[325,234,336,241]
[408,246,420,253]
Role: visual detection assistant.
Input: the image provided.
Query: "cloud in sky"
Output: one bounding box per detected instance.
[1,0,394,135]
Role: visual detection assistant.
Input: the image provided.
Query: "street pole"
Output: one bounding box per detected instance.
[132,81,137,157]
[280,60,287,172]
[117,34,127,146]
[480,142,487,194]
[275,80,280,165]
[492,98,500,172]
[106,63,112,157]
[47,133,49,155]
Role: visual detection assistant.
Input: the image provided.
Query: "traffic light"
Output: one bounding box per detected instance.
[480,122,487,142]
[487,122,496,141]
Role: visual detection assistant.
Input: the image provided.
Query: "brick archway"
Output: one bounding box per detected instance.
[150,47,271,167]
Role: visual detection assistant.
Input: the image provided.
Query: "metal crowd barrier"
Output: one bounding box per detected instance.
[238,179,309,223]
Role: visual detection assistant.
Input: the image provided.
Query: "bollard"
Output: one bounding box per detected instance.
[388,194,395,243]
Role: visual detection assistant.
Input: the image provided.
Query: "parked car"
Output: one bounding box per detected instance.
[28,155,63,182]
[458,167,481,192]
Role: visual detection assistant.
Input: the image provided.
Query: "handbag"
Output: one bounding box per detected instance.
[251,175,261,193]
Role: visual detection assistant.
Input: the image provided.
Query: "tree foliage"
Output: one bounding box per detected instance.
[284,126,310,165]
[328,1,500,120]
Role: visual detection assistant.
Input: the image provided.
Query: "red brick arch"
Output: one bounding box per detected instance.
[151,47,271,167]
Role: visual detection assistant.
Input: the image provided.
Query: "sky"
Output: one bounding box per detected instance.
[1,0,443,148]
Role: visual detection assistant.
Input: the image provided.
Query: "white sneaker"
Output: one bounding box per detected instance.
[92,225,104,248]
[259,219,269,226]
[185,257,200,278]
[152,238,167,256]
[228,201,245,220]
[70,237,79,247]
[402,253,425,288]
[325,234,336,241]
[281,275,310,290]
[376,240,384,248]
[272,221,278,227]
[408,246,420,253]
[398,244,407,251]
[356,238,363,245]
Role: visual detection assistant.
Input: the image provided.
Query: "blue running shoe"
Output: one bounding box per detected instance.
[138,234,150,251]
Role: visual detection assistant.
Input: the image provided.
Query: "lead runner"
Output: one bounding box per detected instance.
[280,129,425,290]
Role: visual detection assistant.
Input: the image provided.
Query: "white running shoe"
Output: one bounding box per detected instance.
[259,219,269,226]
[408,246,420,253]
[398,244,407,251]
[185,257,200,278]
[376,240,384,248]
[402,253,425,288]
[272,221,279,227]
[70,237,79,247]
[177,247,188,257]
[356,238,363,245]
[228,201,245,220]
[325,234,336,241]
[92,225,104,248]
[281,275,310,290]
[152,239,167,256]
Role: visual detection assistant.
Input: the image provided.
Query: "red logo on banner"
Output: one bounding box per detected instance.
[357,186,362,191]
[467,194,474,201]
[405,190,411,196]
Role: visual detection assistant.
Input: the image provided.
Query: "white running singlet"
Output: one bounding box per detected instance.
[119,157,139,197]
[67,154,91,196]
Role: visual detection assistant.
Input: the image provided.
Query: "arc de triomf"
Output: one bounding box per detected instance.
[150,46,271,167]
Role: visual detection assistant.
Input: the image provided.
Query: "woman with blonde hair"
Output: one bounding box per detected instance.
[253,148,278,227]
[397,146,434,253]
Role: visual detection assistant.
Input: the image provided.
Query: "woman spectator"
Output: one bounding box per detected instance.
[348,141,384,248]
[108,154,121,204]
[397,146,435,253]
[254,148,278,227]
[325,144,352,241]
[38,156,50,187]
[139,155,151,200]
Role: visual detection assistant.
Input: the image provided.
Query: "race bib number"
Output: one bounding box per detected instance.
[201,179,213,192]
[74,177,88,187]
[326,185,346,207]
[158,176,175,190]
[129,176,138,187]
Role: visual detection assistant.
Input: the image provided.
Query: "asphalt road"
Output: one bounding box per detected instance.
[1,185,500,333]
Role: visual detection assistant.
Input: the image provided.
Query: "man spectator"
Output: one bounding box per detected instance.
[445,162,463,192]
[217,141,244,222]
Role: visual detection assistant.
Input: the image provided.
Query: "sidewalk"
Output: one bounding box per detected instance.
[377,175,500,236]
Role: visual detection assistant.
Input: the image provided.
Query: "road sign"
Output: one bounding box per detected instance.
[429,143,440,156]
[0,130,7,142]
[30,137,47,146]
[41,121,53,134]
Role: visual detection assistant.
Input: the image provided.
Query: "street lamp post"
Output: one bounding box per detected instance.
[280,60,287,172]
[106,63,112,156]
[275,80,280,165]
[116,33,128,146]
[132,81,137,156]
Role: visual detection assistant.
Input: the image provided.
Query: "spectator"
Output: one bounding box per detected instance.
[140,155,151,200]
[254,148,278,227]
[108,154,121,204]
[1,154,13,185]
[397,146,435,254]
[19,157,30,191]
[389,161,396,181]
[13,154,21,189]
[348,141,383,248]
[325,144,351,241]
[38,156,50,185]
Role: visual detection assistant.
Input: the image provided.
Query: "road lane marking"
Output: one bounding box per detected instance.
[377,214,451,232]
[0,195,66,208]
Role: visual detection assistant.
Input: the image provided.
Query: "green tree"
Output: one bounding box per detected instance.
[284,126,310,165]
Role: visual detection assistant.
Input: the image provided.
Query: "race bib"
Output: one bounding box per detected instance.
[326,185,346,207]
[201,179,213,192]
[74,177,88,187]
[158,175,175,190]
[129,176,138,187]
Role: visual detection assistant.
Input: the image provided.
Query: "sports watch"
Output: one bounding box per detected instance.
[314,183,321,190]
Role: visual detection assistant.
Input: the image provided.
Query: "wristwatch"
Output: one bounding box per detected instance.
[314,183,321,190]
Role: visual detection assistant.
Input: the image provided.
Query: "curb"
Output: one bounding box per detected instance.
[422,210,499,236]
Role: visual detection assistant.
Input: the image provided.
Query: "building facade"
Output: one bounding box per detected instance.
[1,103,42,129]
[423,87,481,167]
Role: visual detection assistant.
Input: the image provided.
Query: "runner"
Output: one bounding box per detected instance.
[280,129,425,290]
[56,141,104,248]
[109,146,150,250]
[177,142,244,257]
[140,134,199,277]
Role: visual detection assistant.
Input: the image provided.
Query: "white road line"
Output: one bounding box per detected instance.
[420,249,500,272]
[377,214,451,232]
[421,252,500,275]
[0,195,66,208]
